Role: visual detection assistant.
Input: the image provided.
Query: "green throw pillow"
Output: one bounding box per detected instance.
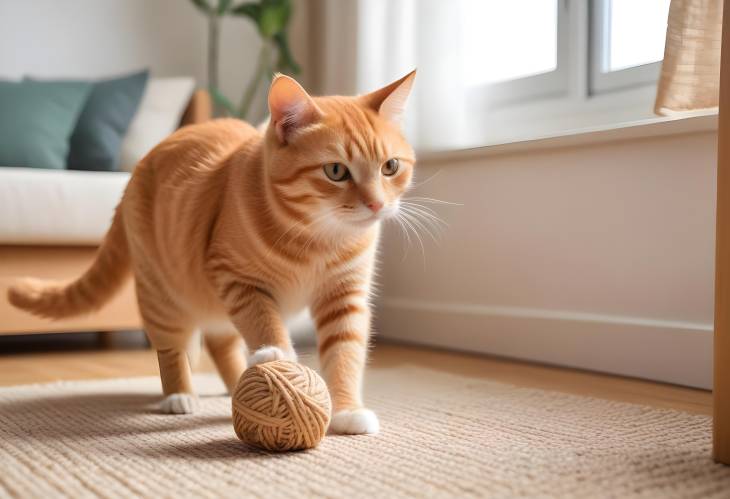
[0,80,92,169]
[29,70,149,171]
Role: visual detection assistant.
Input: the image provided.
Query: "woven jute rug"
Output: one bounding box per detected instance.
[0,365,728,498]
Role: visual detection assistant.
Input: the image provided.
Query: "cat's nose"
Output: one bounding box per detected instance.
[366,201,383,214]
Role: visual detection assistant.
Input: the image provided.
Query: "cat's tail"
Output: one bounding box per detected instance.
[7,209,132,320]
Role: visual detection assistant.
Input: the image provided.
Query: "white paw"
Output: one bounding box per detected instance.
[160,393,198,414]
[247,345,297,367]
[329,408,380,435]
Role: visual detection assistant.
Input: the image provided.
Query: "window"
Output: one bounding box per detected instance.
[336,0,675,149]
[461,0,568,108]
[603,0,670,71]
[461,1,559,86]
[590,0,671,93]
[458,0,670,111]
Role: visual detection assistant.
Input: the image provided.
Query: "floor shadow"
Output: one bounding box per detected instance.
[0,392,231,439]
[133,437,318,460]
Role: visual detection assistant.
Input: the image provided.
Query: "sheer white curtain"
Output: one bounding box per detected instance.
[315,0,468,150]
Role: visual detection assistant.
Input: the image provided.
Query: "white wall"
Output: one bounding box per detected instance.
[0,0,312,121]
[375,126,717,389]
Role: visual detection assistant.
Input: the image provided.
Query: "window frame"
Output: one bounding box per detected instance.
[467,0,667,112]
[588,0,664,95]
[467,0,571,110]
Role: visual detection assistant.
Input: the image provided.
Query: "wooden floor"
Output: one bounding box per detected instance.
[0,333,711,415]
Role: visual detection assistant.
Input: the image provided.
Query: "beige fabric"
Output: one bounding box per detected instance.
[0,366,728,498]
[655,0,724,115]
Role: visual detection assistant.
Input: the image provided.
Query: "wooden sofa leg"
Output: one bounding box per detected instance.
[96,331,115,349]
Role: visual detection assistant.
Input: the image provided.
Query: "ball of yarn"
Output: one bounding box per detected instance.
[232,360,332,451]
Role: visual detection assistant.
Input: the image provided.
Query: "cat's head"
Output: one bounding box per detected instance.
[263,71,416,236]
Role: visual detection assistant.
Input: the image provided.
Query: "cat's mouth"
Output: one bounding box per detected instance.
[347,211,390,227]
[351,215,379,226]
[350,210,395,227]
[340,205,397,228]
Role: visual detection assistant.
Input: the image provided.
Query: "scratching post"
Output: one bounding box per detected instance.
[714,0,730,466]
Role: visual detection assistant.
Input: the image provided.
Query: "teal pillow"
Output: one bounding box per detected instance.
[0,80,92,169]
[30,70,149,171]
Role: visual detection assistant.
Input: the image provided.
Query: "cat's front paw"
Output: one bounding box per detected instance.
[160,393,198,414]
[329,408,379,435]
[247,345,297,367]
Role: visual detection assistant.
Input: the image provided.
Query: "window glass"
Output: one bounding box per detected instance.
[605,0,671,72]
[460,0,558,86]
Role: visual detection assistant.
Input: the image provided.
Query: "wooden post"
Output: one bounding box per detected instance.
[715,0,730,466]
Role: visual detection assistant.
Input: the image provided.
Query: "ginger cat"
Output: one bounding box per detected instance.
[8,71,416,435]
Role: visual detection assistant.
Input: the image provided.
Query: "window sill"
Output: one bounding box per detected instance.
[417,110,718,165]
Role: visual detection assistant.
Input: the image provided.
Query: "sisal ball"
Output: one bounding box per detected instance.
[232,360,332,451]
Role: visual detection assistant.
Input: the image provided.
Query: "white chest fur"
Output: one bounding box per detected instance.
[277,271,317,319]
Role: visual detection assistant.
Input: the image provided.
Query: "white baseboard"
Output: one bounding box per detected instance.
[375,297,713,389]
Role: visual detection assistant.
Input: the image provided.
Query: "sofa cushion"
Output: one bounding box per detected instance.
[29,71,149,172]
[0,167,130,245]
[0,80,92,170]
[119,77,196,171]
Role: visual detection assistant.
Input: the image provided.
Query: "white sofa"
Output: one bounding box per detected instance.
[0,82,210,335]
[0,168,129,245]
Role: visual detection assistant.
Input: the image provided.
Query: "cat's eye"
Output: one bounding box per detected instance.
[382,158,399,176]
[323,163,350,182]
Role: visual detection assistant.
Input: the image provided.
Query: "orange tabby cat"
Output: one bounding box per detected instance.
[8,71,416,434]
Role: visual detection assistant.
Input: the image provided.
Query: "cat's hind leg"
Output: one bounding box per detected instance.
[204,330,246,394]
[156,346,197,414]
[136,280,197,414]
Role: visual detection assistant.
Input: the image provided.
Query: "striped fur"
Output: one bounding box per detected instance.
[7,72,417,429]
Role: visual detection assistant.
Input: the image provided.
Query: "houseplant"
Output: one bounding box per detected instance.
[190,0,301,120]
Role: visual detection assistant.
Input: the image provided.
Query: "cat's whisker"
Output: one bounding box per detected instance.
[400,204,447,235]
[401,200,446,217]
[388,213,414,262]
[409,169,443,191]
[400,202,439,220]
[400,209,440,245]
[396,217,413,262]
[403,196,463,206]
[400,203,449,244]
[401,201,449,227]
[397,211,426,265]
[400,202,449,228]
[399,215,445,244]
[394,213,416,261]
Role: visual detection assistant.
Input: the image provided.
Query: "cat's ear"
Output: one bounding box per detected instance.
[359,69,416,126]
[268,74,321,144]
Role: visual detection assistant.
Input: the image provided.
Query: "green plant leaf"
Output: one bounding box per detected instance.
[259,1,290,37]
[273,31,300,74]
[210,86,238,117]
[217,0,233,14]
[190,0,213,14]
[231,2,261,22]
[262,0,291,7]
